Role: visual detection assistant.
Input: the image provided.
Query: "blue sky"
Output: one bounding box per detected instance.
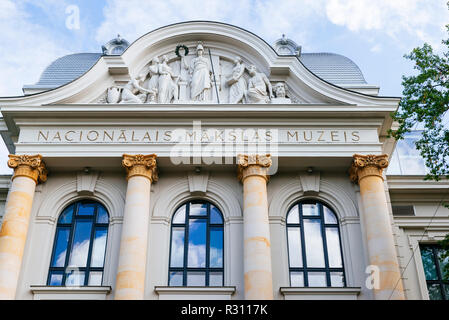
[1,0,448,98]
[0,0,447,173]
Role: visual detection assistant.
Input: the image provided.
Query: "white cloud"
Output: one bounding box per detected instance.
[325,0,449,48]
[0,0,70,97]
[96,0,324,48]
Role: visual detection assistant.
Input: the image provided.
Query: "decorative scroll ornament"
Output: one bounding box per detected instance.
[237,154,272,182]
[349,154,389,183]
[122,154,158,182]
[8,154,47,184]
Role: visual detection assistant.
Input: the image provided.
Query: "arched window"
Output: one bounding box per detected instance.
[169,201,224,286]
[47,200,109,286]
[286,200,345,287]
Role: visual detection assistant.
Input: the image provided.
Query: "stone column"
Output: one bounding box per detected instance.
[237,154,273,300]
[349,154,405,300]
[115,154,157,300]
[0,154,47,299]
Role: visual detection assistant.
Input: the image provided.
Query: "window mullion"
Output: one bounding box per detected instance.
[319,203,331,287]
[183,203,190,286]
[298,204,308,287]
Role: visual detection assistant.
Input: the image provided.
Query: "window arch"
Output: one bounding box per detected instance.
[168,200,224,286]
[286,200,345,287]
[47,200,109,286]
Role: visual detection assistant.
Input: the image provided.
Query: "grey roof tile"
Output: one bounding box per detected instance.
[300,52,367,85]
[25,51,367,91]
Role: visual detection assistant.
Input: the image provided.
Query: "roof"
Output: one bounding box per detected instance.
[23,51,367,92]
[23,53,102,91]
[300,53,367,85]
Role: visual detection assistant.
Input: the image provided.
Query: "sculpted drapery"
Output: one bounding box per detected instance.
[188,43,212,101]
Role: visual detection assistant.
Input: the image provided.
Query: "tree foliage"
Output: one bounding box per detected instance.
[390,5,449,277]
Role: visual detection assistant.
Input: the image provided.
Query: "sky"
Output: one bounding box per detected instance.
[0,0,448,173]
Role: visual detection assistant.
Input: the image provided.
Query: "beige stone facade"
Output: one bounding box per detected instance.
[0,21,447,300]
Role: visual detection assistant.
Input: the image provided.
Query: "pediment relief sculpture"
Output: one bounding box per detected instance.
[100,42,292,105]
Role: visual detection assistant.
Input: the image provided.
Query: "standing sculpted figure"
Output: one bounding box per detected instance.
[120,73,152,104]
[246,65,273,104]
[187,43,212,101]
[226,56,246,104]
[145,57,160,102]
[158,55,179,103]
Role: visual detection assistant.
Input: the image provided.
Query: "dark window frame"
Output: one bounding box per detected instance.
[420,244,449,300]
[168,200,224,287]
[286,200,346,287]
[47,200,109,286]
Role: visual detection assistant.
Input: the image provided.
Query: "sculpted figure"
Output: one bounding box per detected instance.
[158,55,179,103]
[120,74,152,104]
[274,82,286,98]
[226,56,246,104]
[145,57,160,102]
[187,43,212,101]
[246,65,273,104]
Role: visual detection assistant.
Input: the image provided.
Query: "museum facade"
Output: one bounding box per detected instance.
[0,21,447,300]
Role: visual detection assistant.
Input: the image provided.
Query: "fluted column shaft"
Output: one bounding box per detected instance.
[0,155,47,299]
[238,154,273,300]
[350,154,405,300]
[115,154,157,300]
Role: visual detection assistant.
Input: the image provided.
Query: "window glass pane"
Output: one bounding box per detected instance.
[170,227,185,268]
[330,272,344,287]
[88,272,103,286]
[59,204,74,224]
[49,272,63,286]
[90,228,107,268]
[209,272,223,286]
[445,284,449,299]
[210,205,223,224]
[302,203,319,216]
[77,202,96,216]
[421,247,438,280]
[96,205,109,224]
[169,272,183,286]
[187,272,205,286]
[308,272,327,287]
[323,206,337,224]
[51,227,70,267]
[187,219,206,268]
[190,203,207,216]
[65,270,85,286]
[326,227,343,268]
[290,272,304,287]
[427,283,443,300]
[436,249,449,281]
[173,205,186,224]
[287,205,299,224]
[210,227,223,268]
[303,220,325,267]
[287,227,302,268]
[68,221,93,267]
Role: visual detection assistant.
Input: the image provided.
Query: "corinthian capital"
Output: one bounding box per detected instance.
[122,154,158,182]
[349,154,389,183]
[8,154,47,184]
[237,154,272,182]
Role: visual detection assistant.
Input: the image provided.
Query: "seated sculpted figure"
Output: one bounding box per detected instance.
[246,65,273,104]
[120,74,152,104]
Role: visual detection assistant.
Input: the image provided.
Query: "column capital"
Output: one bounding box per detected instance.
[349,154,389,183]
[237,154,272,183]
[7,154,47,185]
[122,154,158,182]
